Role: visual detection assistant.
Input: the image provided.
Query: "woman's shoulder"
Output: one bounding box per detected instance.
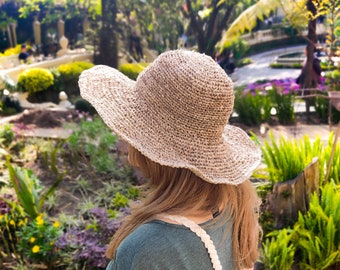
[117,220,196,252]
[107,218,235,270]
[108,220,214,269]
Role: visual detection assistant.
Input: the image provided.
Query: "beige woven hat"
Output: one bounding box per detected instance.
[79,49,261,185]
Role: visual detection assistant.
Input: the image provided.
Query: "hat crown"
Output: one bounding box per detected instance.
[136,50,234,138]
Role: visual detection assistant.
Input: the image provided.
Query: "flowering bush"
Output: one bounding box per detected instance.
[235,77,330,125]
[17,68,54,94]
[119,62,149,80]
[0,44,22,57]
[56,207,123,269]
[0,194,27,259]
[56,61,94,96]
[17,213,62,266]
[57,61,94,82]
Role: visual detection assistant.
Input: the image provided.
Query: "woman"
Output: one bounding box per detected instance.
[79,49,262,270]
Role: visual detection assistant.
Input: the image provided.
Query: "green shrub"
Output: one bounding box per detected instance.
[293,182,340,269]
[56,61,94,96]
[226,37,249,61]
[237,57,252,67]
[270,63,302,69]
[253,133,323,183]
[321,61,336,71]
[57,61,94,82]
[65,117,120,174]
[17,68,54,94]
[118,62,149,80]
[259,182,340,269]
[260,229,296,270]
[0,44,21,57]
[325,69,340,91]
[17,214,63,266]
[253,131,340,185]
[0,123,15,148]
[314,94,340,124]
[74,98,96,114]
[267,87,295,125]
[233,88,272,126]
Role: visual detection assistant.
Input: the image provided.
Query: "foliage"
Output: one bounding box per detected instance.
[293,182,340,269]
[219,0,282,47]
[17,68,54,94]
[253,132,323,183]
[116,0,184,53]
[65,116,124,175]
[325,69,340,91]
[237,57,252,67]
[0,123,15,148]
[234,88,271,126]
[56,207,122,269]
[182,0,246,55]
[0,194,27,260]
[236,78,306,126]
[313,0,340,57]
[54,61,94,96]
[260,228,296,270]
[222,37,249,61]
[260,182,340,269]
[74,98,97,114]
[118,62,149,80]
[314,92,340,124]
[17,214,63,266]
[0,94,23,116]
[322,132,340,184]
[6,159,64,220]
[18,0,101,21]
[57,61,94,82]
[270,63,303,69]
[254,130,340,185]
[266,86,295,125]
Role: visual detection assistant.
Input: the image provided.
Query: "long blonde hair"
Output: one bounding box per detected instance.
[106,146,261,269]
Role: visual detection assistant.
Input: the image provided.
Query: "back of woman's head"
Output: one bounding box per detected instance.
[128,145,225,214]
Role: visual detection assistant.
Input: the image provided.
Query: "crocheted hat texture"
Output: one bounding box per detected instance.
[79,49,261,185]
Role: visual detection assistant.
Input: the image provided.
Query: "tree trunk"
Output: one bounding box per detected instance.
[95,0,118,68]
[184,0,236,56]
[265,157,319,229]
[304,0,318,119]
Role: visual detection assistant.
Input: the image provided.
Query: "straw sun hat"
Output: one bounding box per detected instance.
[79,49,261,185]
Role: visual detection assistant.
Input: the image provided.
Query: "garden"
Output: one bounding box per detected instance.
[0,54,339,269]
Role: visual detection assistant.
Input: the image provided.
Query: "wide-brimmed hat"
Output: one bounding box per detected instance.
[79,49,261,185]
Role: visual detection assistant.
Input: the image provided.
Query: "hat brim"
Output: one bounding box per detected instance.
[79,65,261,185]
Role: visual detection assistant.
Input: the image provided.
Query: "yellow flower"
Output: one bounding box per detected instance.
[18,220,25,226]
[9,220,15,226]
[30,237,36,243]
[32,245,40,253]
[35,215,44,226]
[53,221,60,228]
[50,241,54,246]
[0,214,3,221]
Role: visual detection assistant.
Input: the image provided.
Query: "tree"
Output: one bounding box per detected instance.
[181,0,257,56]
[116,0,184,54]
[95,0,118,67]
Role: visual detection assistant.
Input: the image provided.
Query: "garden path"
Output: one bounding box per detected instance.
[232,45,305,87]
